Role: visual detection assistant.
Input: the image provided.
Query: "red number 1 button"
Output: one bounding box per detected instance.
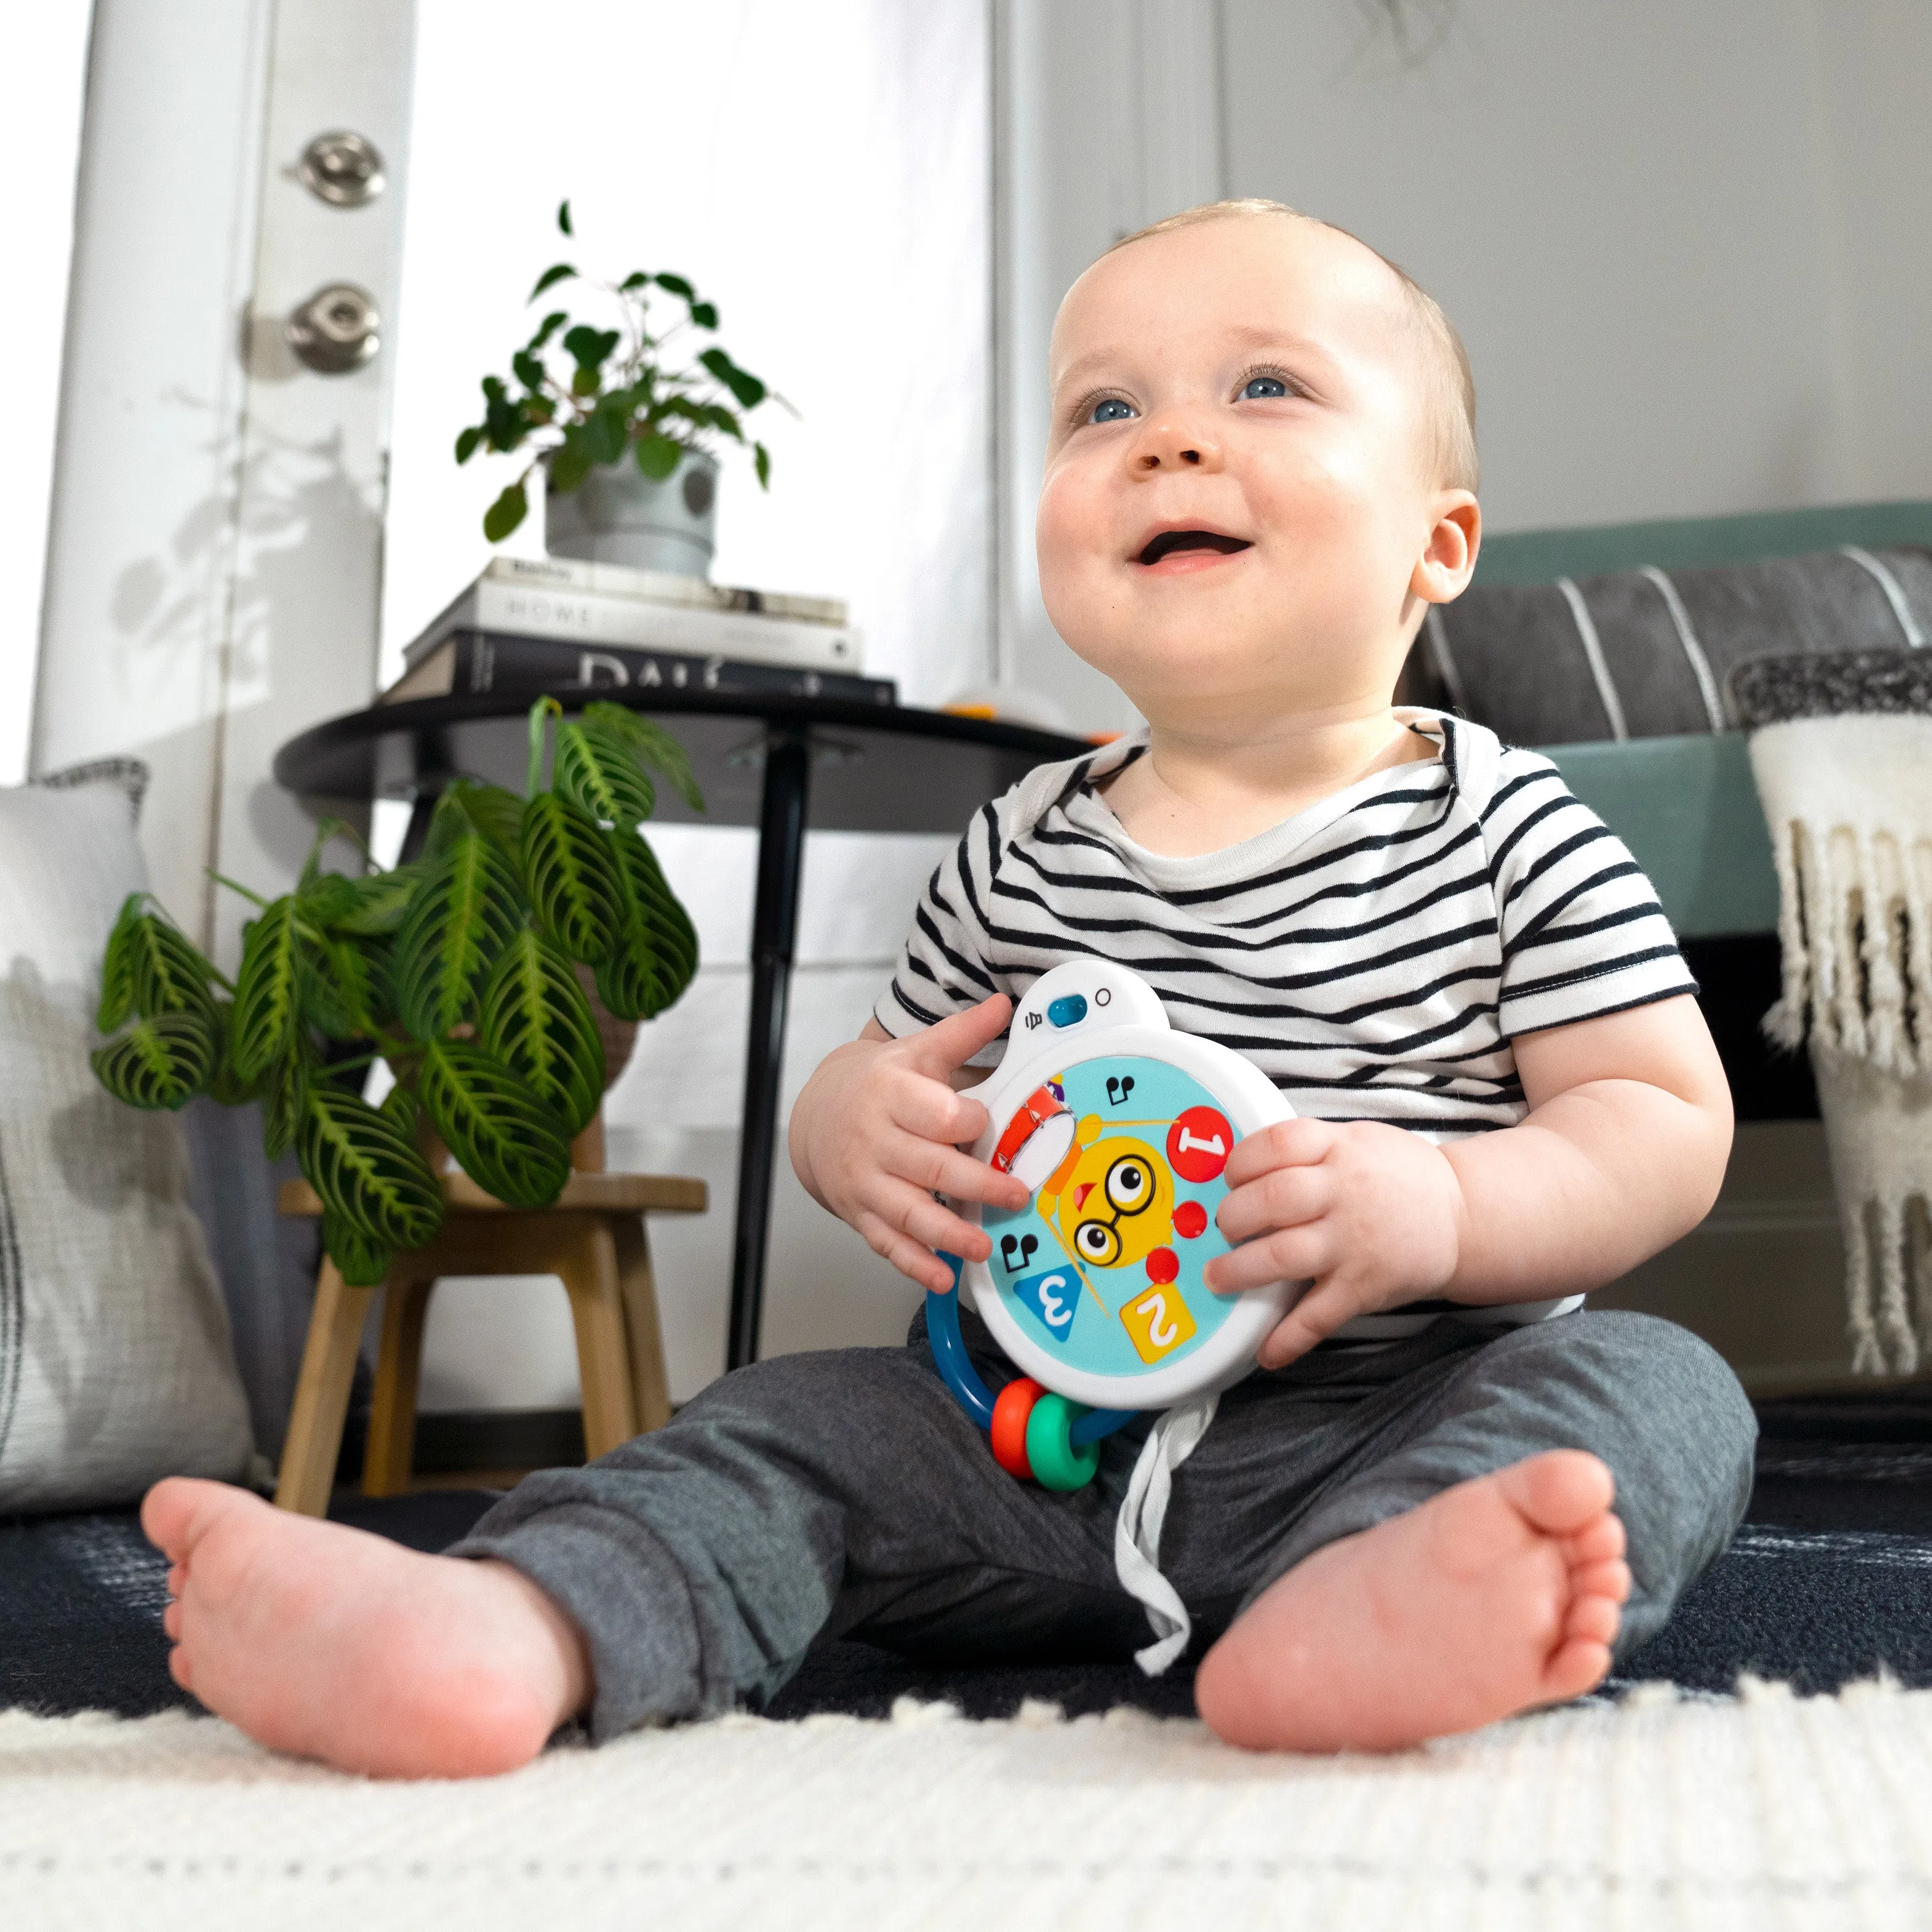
[1166,1106,1232,1184]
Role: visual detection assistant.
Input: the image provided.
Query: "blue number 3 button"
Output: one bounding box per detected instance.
[1012,1267,1080,1343]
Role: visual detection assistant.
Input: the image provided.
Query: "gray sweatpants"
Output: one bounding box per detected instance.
[451,1305,1756,1741]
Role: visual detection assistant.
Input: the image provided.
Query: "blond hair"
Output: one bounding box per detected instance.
[1108,198,1479,493]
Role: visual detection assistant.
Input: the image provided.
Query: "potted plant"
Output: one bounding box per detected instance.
[457,200,782,577]
[90,699,701,1287]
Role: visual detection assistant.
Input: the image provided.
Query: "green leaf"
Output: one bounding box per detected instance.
[529,261,577,301]
[519,791,627,963]
[527,310,568,351]
[699,347,766,410]
[548,436,592,495]
[483,481,529,542]
[754,440,772,489]
[583,702,705,811]
[296,873,359,926]
[97,893,146,1032]
[478,929,605,1138]
[428,781,525,857]
[562,325,621,370]
[299,1084,444,1250]
[585,399,629,466]
[689,301,718,329]
[618,271,650,292]
[511,349,546,391]
[380,1079,420,1141]
[205,999,254,1106]
[231,898,302,1083]
[322,1210,393,1288]
[417,1038,571,1208]
[91,1010,218,1112]
[331,864,423,937]
[553,717,655,829]
[128,913,219,1025]
[300,931,395,1040]
[556,198,573,237]
[596,829,699,1021]
[633,431,681,481]
[454,424,482,465]
[654,272,694,299]
[261,1051,305,1160]
[392,830,526,1042]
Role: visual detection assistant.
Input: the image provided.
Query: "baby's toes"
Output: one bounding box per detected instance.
[1562,1514,1627,1567]
[1564,1586,1622,1649]
[1543,1633,1615,1702]
[1574,1556,1631,1607]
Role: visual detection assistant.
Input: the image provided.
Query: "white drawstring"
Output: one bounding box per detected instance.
[1113,1393,1218,1676]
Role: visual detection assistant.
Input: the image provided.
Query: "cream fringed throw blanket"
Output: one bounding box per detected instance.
[1735,651,1932,1373]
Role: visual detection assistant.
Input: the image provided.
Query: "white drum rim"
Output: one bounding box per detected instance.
[963,1025,1297,1410]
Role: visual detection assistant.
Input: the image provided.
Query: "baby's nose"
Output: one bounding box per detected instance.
[1133,415,1225,471]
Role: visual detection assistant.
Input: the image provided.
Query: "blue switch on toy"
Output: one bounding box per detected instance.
[1046,994,1088,1028]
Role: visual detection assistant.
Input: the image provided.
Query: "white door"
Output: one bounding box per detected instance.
[33,0,415,968]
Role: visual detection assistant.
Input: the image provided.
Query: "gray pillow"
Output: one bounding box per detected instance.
[1412,545,1932,745]
[0,762,254,1511]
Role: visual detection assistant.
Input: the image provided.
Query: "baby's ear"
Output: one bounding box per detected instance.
[1414,492,1481,604]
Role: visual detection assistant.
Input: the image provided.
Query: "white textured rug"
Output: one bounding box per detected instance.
[6,1681,1932,1930]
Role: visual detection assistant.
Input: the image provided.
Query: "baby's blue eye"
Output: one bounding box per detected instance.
[1090,397,1135,424]
[1242,375,1288,399]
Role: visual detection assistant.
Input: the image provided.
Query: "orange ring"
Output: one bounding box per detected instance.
[989,1377,1045,1478]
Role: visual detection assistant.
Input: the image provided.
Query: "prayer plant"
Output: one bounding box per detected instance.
[90,698,701,1287]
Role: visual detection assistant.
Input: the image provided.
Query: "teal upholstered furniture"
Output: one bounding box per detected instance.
[1493,500,1932,940]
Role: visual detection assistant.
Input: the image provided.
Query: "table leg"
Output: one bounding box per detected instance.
[727,729,811,1370]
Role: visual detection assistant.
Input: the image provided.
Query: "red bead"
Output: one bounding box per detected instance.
[1172,1200,1208,1239]
[990,1377,1045,1477]
[1145,1247,1179,1284]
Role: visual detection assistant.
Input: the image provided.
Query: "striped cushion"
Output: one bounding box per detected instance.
[1412,546,1931,745]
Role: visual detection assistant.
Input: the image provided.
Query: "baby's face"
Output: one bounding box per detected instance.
[1036,217,1473,725]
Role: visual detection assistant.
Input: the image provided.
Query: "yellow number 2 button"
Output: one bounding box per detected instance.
[1120,1285,1197,1364]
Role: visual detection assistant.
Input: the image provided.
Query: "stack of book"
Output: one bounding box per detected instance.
[383,554,895,707]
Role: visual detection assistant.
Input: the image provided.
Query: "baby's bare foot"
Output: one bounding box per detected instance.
[143,1477,590,1778]
[1195,1449,1630,1752]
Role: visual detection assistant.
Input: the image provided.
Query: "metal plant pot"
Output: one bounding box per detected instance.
[543,451,719,577]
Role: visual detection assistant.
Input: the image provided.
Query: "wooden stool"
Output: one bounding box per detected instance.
[272,1126,705,1515]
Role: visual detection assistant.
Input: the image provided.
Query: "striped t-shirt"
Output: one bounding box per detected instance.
[875,710,1699,1340]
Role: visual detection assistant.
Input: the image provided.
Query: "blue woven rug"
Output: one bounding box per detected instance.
[6,1422,1931,1723]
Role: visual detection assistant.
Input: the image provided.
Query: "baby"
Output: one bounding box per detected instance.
[144,200,1754,1777]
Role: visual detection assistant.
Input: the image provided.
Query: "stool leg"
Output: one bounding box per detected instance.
[559,1220,640,1459]
[364,1271,437,1498]
[612,1216,672,1434]
[274,1260,377,1517]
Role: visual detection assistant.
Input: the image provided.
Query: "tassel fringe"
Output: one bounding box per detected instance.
[1748,716,1932,1374]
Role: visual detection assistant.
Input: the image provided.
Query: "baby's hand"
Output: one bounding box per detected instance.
[789,996,1030,1293]
[1203,1119,1464,1368]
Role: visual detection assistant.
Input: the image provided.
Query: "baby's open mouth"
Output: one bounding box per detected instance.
[1135,530,1253,566]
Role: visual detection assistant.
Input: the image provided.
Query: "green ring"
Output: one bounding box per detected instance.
[1025,1393,1101,1492]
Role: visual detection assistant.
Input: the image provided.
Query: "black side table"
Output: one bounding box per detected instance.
[274,687,1091,1372]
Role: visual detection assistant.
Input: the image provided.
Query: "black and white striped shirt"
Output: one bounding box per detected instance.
[876,712,1698,1337]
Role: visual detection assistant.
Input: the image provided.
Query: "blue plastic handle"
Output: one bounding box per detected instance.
[927,1255,996,1430]
[929,1253,1134,1446]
